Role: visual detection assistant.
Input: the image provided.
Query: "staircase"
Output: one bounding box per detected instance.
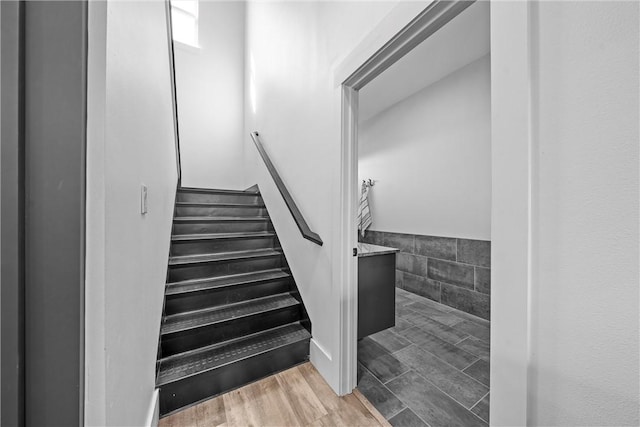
[156,187,311,417]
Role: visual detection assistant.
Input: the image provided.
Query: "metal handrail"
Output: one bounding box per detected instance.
[250,132,323,246]
[165,0,182,185]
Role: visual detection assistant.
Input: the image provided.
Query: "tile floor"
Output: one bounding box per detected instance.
[356,288,490,426]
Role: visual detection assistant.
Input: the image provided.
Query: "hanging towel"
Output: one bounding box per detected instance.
[358,182,373,237]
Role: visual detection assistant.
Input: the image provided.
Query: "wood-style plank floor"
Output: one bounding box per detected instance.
[159,362,390,427]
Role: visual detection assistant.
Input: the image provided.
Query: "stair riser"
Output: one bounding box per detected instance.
[168,257,284,282]
[173,221,273,235]
[161,306,302,356]
[177,192,262,205]
[170,237,276,256]
[159,339,310,417]
[165,279,292,314]
[175,206,267,217]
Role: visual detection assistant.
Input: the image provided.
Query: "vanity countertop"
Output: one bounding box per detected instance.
[357,243,400,257]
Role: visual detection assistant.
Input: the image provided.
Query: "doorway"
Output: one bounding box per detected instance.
[339,1,496,425]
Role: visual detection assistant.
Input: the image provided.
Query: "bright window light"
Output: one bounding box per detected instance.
[171,0,199,48]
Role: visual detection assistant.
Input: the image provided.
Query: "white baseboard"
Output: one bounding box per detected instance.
[310,338,343,394]
[145,389,160,427]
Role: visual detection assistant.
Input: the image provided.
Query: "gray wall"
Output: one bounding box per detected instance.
[361,230,490,320]
[1,1,87,425]
[24,1,87,425]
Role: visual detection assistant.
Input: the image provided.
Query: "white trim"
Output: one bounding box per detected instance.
[334,1,434,87]
[336,86,359,395]
[309,338,333,382]
[489,1,534,425]
[145,389,160,427]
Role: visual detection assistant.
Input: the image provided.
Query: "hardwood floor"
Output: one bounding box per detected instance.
[159,362,390,427]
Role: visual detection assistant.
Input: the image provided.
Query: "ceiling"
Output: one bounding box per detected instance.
[359,1,490,122]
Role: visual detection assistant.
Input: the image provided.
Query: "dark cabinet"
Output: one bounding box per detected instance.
[357,252,396,339]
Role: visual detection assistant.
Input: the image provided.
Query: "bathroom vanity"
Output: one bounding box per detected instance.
[357,243,399,339]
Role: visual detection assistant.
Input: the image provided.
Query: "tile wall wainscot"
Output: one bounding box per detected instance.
[359,230,490,320]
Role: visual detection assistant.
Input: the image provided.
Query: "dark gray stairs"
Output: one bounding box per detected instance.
[156,187,311,417]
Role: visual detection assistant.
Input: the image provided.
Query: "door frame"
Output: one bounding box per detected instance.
[337,1,534,425]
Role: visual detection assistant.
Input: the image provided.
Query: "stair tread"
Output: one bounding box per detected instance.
[179,187,260,195]
[166,269,291,295]
[174,216,271,222]
[161,293,299,335]
[157,323,310,386]
[176,202,265,208]
[171,231,275,242]
[169,248,281,266]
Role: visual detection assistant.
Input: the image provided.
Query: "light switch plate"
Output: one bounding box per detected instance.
[141,184,148,214]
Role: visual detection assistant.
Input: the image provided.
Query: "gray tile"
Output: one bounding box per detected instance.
[358,338,411,383]
[457,239,491,267]
[395,346,489,409]
[446,303,491,327]
[402,300,464,328]
[428,259,475,289]
[401,287,438,303]
[456,336,490,361]
[395,304,416,319]
[392,317,415,333]
[395,293,412,306]
[475,267,491,294]
[397,326,431,344]
[395,269,404,288]
[463,359,490,387]
[471,393,490,423]
[357,366,406,418]
[404,300,449,317]
[389,408,428,427]
[414,235,456,261]
[414,331,479,370]
[401,286,475,327]
[397,252,427,276]
[359,336,389,358]
[404,294,451,312]
[361,229,385,246]
[453,320,491,342]
[402,315,469,345]
[386,371,487,427]
[370,328,413,354]
[401,272,440,301]
[425,310,465,327]
[396,287,414,298]
[383,232,415,253]
[441,283,490,320]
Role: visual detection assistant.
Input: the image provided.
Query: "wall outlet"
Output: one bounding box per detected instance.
[141,184,148,214]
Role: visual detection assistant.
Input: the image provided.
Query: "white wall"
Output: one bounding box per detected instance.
[491,1,639,425]
[528,1,639,424]
[86,1,178,425]
[358,54,491,240]
[244,0,399,392]
[175,1,246,189]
